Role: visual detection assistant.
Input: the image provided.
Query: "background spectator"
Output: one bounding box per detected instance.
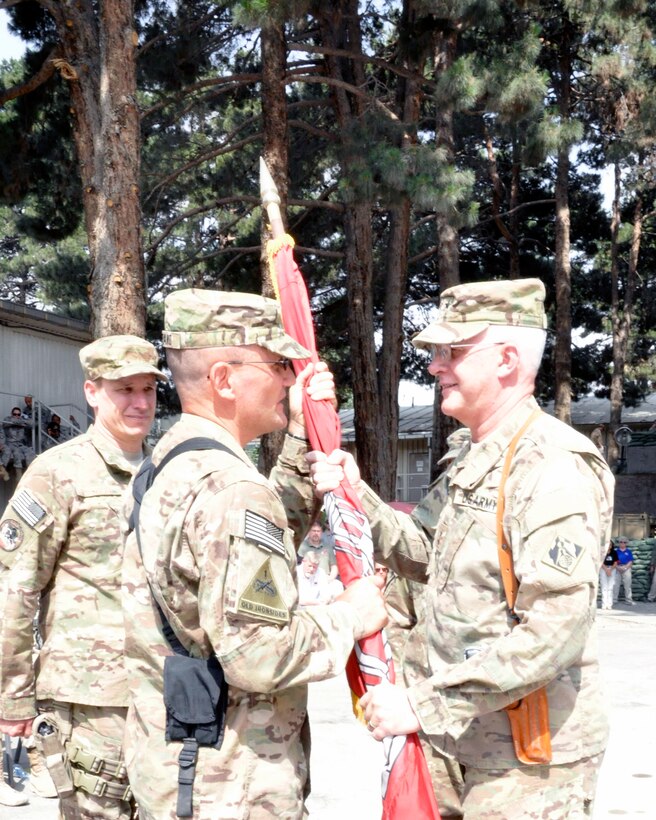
[599,541,618,610]
[296,553,343,605]
[21,395,33,419]
[298,520,339,580]
[613,537,635,606]
[2,407,35,473]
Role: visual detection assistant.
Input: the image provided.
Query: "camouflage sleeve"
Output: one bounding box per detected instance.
[359,477,447,583]
[190,478,360,693]
[407,455,604,740]
[269,434,320,549]
[0,462,71,719]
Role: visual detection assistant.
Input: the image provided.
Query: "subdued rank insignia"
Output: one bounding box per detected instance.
[237,557,288,623]
[542,536,584,575]
[0,519,24,552]
[11,490,47,528]
[244,510,285,556]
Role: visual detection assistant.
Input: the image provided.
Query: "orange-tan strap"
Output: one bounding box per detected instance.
[495,408,542,612]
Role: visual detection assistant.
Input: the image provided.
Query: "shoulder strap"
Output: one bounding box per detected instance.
[129,436,237,656]
[495,408,542,615]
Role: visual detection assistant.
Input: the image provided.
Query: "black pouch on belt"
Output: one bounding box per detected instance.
[163,654,228,747]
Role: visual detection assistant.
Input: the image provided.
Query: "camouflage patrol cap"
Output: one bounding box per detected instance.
[80,335,167,381]
[412,278,547,348]
[162,288,311,358]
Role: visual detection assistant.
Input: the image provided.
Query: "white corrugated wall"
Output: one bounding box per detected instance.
[0,324,86,419]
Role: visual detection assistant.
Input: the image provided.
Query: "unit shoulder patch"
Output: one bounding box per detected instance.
[237,557,289,624]
[0,519,24,552]
[542,536,584,575]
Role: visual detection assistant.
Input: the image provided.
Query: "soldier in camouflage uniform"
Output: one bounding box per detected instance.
[0,424,9,481]
[121,288,387,819]
[0,335,167,819]
[1,406,35,472]
[310,279,615,819]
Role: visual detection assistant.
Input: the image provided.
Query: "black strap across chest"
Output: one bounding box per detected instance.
[129,436,236,655]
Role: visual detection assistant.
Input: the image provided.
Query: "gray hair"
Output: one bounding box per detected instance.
[485,325,547,376]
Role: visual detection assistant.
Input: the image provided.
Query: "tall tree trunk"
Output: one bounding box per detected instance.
[431,25,460,482]
[484,128,520,277]
[344,204,380,490]
[45,0,145,336]
[259,18,289,476]
[377,0,426,501]
[609,165,642,470]
[509,139,521,279]
[553,20,572,425]
[380,198,410,500]
[608,163,622,467]
[317,0,381,491]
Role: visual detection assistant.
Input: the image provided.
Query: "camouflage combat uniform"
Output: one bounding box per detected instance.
[0,425,140,818]
[382,425,472,817]
[364,397,614,818]
[122,414,366,819]
[1,413,35,468]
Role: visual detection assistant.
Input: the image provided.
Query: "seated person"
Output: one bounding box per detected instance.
[2,407,35,471]
[296,553,343,606]
[46,413,61,441]
[298,520,339,580]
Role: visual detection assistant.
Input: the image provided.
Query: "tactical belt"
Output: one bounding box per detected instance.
[130,437,234,817]
[33,714,133,812]
[66,742,127,779]
[71,767,132,802]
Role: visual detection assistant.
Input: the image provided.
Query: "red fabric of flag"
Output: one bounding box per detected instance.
[269,237,440,820]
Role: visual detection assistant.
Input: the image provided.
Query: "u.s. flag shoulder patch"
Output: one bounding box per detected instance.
[243,510,285,556]
[542,536,584,575]
[11,490,47,528]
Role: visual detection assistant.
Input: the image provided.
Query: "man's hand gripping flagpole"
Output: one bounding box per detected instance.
[260,158,440,819]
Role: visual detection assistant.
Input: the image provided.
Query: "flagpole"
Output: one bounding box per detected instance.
[258,157,441,820]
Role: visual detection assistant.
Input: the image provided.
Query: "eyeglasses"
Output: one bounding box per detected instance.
[208,359,294,379]
[11,412,21,417]
[430,342,505,362]
[224,358,293,371]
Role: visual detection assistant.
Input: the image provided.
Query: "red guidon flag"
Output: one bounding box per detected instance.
[265,223,440,819]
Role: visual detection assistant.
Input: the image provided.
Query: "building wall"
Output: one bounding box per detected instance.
[0,306,91,510]
[396,437,431,503]
[0,323,87,420]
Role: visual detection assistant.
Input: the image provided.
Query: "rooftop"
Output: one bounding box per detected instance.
[338,393,656,442]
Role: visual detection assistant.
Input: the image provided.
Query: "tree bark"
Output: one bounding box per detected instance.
[377,0,427,501]
[431,25,460,481]
[609,164,641,469]
[316,0,381,491]
[553,18,572,425]
[43,0,146,336]
[258,18,289,476]
[608,162,622,467]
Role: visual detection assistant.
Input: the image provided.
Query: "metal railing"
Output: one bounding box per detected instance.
[0,390,90,456]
